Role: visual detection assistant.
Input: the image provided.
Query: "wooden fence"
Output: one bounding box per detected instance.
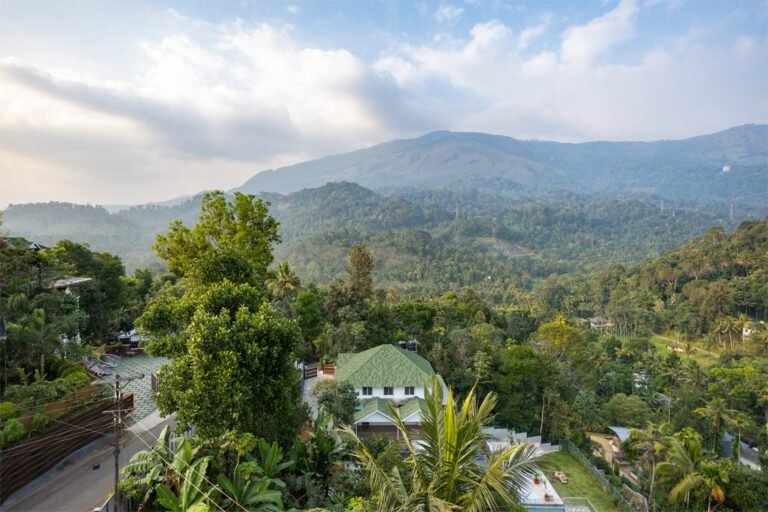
[0,394,134,503]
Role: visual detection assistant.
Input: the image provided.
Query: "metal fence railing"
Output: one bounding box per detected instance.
[561,439,635,512]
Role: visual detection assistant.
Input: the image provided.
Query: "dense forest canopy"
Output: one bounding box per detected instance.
[4,182,763,300]
[2,191,767,512]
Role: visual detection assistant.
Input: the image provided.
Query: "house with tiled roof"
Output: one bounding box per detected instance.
[335,344,447,438]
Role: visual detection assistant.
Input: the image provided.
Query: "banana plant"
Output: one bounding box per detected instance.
[216,464,284,511]
[122,426,174,508]
[156,457,217,512]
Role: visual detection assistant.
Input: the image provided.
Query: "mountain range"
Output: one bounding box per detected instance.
[237,124,768,203]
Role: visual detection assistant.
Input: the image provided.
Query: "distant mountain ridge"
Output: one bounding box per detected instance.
[237,125,768,203]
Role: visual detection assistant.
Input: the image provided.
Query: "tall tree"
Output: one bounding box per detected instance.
[630,421,673,505]
[657,436,727,511]
[154,191,279,285]
[346,244,374,302]
[695,397,736,451]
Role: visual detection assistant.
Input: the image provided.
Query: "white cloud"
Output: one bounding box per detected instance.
[517,15,551,52]
[435,5,464,23]
[0,1,765,206]
[0,18,410,206]
[560,0,639,66]
[287,4,301,14]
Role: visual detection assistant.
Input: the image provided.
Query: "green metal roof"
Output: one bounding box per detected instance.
[398,398,426,420]
[336,344,435,387]
[354,398,396,423]
[354,397,426,424]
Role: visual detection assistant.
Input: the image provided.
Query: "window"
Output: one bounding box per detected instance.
[362,387,372,396]
[384,387,393,395]
[405,386,415,395]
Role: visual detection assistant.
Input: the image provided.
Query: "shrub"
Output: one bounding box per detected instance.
[45,355,64,378]
[0,401,19,421]
[32,413,48,433]
[590,454,613,474]
[61,366,87,379]
[0,431,5,450]
[57,362,74,377]
[63,372,91,389]
[3,418,27,445]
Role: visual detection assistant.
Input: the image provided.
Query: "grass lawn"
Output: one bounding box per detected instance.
[649,335,718,367]
[538,450,623,512]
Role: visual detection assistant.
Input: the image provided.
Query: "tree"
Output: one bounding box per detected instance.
[312,380,358,426]
[267,262,302,306]
[346,244,374,303]
[657,435,727,511]
[694,397,736,451]
[601,393,653,428]
[154,191,279,285]
[342,379,540,512]
[154,292,301,441]
[630,421,672,505]
[535,316,583,362]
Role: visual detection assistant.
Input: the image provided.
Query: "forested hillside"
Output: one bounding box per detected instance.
[549,219,768,343]
[237,125,768,203]
[2,183,736,297]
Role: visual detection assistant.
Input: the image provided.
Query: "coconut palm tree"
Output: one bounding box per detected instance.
[630,421,672,505]
[695,397,736,451]
[266,262,301,315]
[657,436,726,511]
[342,378,540,512]
[266,263,301,301]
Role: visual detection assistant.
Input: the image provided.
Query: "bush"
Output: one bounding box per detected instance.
[32,413,48,433]
[57,362,74,377]
[3,418,27,445]
[45,355,64,378]
[590,454,613,474]
[61,366,87,379]
[0,401,19,421]
[63,372,91,389]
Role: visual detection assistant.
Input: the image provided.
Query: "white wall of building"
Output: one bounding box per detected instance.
[355,386,425,402]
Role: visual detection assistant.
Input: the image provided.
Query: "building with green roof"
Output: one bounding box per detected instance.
[336,344,447,438]
[336,344,446,403]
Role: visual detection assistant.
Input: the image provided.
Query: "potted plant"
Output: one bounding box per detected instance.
[544,492,552,502]
[533,474,540,485]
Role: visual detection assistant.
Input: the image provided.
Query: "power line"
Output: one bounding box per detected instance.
[126,412,249,512]
[95,373,143,512]
[125,414,233,512]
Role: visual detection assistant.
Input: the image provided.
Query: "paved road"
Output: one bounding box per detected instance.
[5,414,174,512]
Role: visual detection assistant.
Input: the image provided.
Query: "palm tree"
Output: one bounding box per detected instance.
[266,263,301,301]
[630,421,672,505]
[657,436,726,511]
[342,378,540,512]
[695,397,736,451]
[727,412,752,462]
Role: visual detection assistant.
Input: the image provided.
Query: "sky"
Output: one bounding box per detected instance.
[0,0,766,207]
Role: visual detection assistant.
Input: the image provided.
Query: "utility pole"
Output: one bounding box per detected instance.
[97,372,143,512]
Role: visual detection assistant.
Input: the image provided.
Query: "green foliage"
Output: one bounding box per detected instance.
[0,401,19,421]
[312,380,358,426]
[601,393,654,428]
[154,191,279,285]
[3,418,26,445]
[343,379,540,512]
[155,298,300,440]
